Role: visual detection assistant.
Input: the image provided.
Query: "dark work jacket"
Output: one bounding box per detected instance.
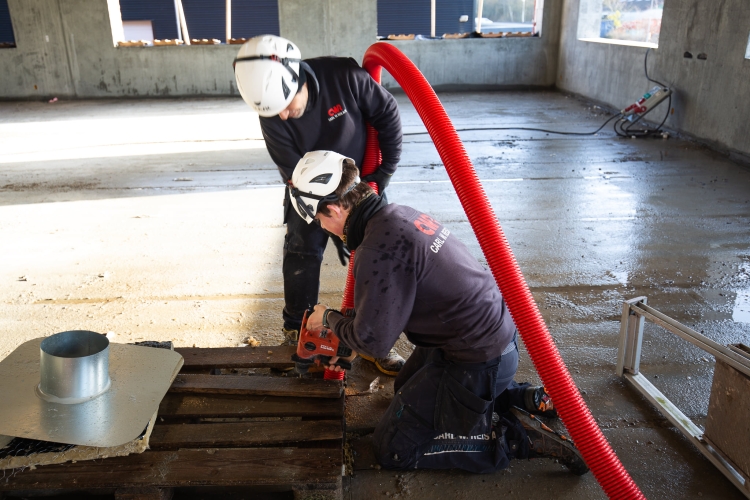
[328,204,515,363]
[259,57,402,182]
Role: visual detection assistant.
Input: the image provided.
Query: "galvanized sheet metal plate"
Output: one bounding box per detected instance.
[0,339,183,447]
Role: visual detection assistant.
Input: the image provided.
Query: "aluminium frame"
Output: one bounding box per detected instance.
[616,296,750,498]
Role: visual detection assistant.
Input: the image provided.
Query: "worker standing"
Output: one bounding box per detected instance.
[233,35,405,375]
[292,151,587,474]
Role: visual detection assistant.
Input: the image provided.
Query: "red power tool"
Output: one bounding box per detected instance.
[291,309,353,375]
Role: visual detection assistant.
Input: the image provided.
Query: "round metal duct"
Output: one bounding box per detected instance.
[37,330,111,404]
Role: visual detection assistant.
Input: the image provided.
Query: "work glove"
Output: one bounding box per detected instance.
[362,168,393,195]
[329,234,350,266]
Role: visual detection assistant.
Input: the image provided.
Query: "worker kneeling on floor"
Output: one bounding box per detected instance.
[293,150,589,475]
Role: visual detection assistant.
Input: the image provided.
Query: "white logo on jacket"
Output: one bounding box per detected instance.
[430,228,451,254]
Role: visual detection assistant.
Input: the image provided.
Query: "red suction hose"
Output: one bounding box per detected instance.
[340,125,381,313]
[342,42,645,500]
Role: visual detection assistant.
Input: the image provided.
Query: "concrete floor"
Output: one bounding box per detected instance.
[1,91,749,499]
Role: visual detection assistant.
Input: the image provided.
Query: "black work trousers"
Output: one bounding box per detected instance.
[282,198,329,331]
[373,336,528,473]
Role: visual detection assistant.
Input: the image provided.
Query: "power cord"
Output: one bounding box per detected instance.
[403,113,621,137]
[404,48,671,140]
[644,47,667,87]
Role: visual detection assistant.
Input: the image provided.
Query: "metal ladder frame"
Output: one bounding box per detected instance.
[617,296,750,498]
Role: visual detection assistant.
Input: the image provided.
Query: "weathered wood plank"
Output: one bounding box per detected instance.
[158,393,344,419]
[169,374,342,398]
[175,346,295,370]
[293,478,343,500]
[115,486,174,500]
[149,420,342,450]
[0,448,341,491]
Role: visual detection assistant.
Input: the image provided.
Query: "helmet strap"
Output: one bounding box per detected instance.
[296,67,307,92]
[341,177,360,196]
[233,55,301,82]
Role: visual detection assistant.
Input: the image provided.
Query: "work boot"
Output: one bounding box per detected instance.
[523,385,558,419]
[510,408,589,476]
[271,328,299,374]
[281,327,299,347]
[358,348,405,376]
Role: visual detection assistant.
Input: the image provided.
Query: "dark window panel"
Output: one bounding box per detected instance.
[378,0,474,37]
[435,0,474,35]
[231,0,280,39]
[377,0,430,37]
[182,0,279,41]
[0,0,16,46]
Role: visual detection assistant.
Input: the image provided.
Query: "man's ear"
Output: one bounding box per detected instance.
[327,204,343,218]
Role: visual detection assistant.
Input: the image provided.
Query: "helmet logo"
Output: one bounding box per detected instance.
[310,173,333,185]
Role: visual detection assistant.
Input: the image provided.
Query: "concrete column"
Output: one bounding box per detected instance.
[278,0,377,64]
[1,0,76,98]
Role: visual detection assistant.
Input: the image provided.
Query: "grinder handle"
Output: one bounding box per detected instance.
[336,344,352,358]
[332,359,352,370]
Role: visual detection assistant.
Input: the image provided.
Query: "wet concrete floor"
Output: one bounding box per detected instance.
[0,91,749,499]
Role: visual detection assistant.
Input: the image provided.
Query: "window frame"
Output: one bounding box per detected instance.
[112,0,280,48]
[577,0,663,49]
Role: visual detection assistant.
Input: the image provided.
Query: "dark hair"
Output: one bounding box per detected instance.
[317,159,373,217]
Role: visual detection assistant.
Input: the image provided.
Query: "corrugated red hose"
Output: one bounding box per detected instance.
[340,125,381,312]
[340,42,644,500]
[333,112,380,380]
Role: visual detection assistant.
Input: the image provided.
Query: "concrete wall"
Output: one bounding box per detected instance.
[381,0,562,90]
[558,0,750,158]
[0,0,560,99]
[0,0,377,99]
[0,0,239,99]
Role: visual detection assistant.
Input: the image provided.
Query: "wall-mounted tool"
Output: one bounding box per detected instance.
[620,85,672,118]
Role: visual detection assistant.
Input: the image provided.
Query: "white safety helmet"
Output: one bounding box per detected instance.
[289,151,360,224]
[233,35,302,117]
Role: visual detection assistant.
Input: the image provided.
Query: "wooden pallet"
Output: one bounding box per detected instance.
[0,346,345,500]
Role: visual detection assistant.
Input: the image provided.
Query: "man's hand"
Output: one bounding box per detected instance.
[362,168,392,195]
[306,304,327,332]
[329,234,350,266]
[326,352,358,372]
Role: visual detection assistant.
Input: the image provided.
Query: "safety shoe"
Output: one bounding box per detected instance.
[524,385,558,419]
[358,348,405,376]
[271,328,300,373]
[511,407,589,476]
[281,327,299,347]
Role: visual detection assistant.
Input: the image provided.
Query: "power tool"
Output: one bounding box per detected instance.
[291,309,353,375]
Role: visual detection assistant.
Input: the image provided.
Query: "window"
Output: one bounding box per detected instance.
[746,31,750,59]
[578,0,663,47]
[120,0,179,40]
[117,0,279,45]
[0,0,15,48]
[479,0,536,34]
[377,0,542,39]
[378,0,472,38]
[182,0,279,40]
